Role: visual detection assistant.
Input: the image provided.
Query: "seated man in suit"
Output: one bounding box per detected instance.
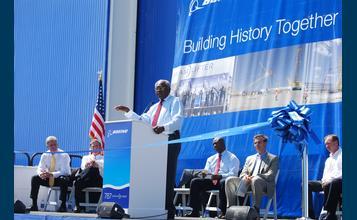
[185,137,240,218]
[73,139,104,213]
[29,136,71,212]
[308,134,342,220]
[225,134,279,214]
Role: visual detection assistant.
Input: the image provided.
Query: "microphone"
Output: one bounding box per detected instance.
[142,101,154,114]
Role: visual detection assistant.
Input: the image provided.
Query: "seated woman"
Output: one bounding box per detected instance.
[73,139,104,213]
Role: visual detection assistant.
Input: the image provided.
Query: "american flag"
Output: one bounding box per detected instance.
[89,72,105,148]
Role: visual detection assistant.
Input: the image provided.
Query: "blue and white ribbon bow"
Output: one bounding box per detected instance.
[268,100,320,150]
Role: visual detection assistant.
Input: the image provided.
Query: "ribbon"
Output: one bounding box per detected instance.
[15,100,320,155]
[268,100,320,153]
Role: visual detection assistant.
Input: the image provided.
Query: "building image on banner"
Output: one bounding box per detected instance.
[172,38,341,114]
[228,38,342,111]
[171,57,234,116]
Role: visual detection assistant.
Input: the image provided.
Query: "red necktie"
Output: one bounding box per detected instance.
[151,100,163,127]
[212,153,222,185]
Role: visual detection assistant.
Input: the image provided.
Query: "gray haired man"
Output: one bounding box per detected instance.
[30,136,71,212]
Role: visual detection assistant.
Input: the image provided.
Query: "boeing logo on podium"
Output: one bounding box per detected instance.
[107,129,129,137]
[189,0,221,16]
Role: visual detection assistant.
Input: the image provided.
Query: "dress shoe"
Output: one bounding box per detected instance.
[167,210,176,219]
[323,212,337,220]
[218,213,226,219]
[253,205,260,214]
[73,206,84,213]
[184,211,200,217]
[29,205,38,211]
[57,204,67,212]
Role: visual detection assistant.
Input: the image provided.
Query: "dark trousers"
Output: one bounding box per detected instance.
[30,175,70,205]
[74,167,103,207]
[189,178,227,215]
[308,178,342,218]
[165,131,181,217]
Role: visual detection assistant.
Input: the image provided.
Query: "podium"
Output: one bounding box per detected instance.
[102,120,168,219]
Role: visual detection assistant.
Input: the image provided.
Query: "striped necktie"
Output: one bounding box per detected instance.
[212,153,222,185]
[49,154,56,187]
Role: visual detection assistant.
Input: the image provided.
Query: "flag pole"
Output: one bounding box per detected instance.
[97,69,103,81]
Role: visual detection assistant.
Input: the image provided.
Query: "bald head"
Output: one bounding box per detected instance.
[155,79,171,100]
[213,137,226,153]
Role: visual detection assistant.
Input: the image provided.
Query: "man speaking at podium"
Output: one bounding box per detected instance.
[115,79,183,219]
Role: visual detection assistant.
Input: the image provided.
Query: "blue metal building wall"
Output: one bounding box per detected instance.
[14,0,110,165]
[134,0,177,113]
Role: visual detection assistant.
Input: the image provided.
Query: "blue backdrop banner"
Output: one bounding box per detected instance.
[172,0,342,217]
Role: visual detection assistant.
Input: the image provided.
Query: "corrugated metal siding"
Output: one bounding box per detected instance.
[134,0,177,113]
[14,0,109,164]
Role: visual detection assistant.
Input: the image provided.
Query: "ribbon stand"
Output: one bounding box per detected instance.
[300,143,311,220]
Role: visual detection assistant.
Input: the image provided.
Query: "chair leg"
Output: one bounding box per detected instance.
[55,190,59,210]
[182,194,187,216]
[243,194,250,206]
[44,188,52,211]
[68,188,74,210]
[216,194,220,214]
[273,192,277,220]
[207,193,213,208]
[264,198,272,220]
[203,193,214,217]
[173,193,178,206]
[95,191,103,213]
[84,191,89,212]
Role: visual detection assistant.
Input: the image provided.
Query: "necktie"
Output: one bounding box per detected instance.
[212,154,222,185]
[49,154,56,187]
[151,100,163,127]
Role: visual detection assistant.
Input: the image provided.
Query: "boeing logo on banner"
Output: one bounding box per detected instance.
[189,0,221,16]
[107,129,129,137]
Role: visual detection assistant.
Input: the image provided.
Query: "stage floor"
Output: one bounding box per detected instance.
[14,211,217,220]
[15,211,292,220]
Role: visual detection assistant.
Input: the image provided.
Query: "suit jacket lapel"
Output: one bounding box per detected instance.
[260,154,270,174]
[249,155,257,176]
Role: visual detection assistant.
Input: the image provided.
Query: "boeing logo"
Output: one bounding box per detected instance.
[189,0,221,16]
[107,129,129,137]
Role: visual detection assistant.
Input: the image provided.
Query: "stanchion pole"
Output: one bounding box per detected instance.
[299,143,311,220]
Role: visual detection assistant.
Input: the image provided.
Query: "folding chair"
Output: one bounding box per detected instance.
[243,170,280,220]
[79,187,103,212]
[204,190,221,215]
[44,186,74,211]
[319,191,342,220]
[174,187,192,216]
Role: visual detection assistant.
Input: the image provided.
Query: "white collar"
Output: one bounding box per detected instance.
[329,148,341,158]
[46,148,63,153]
[217,150,228,157]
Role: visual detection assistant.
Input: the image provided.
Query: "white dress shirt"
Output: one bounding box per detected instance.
[321,148,342,184]
[251,152,268,176]
[204,150,240,179]
[36,148,71,178]
[124,95,183,135]
[81,154,104,177]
